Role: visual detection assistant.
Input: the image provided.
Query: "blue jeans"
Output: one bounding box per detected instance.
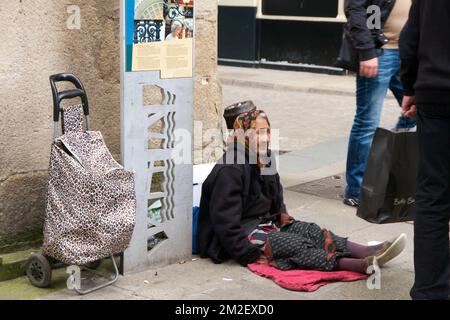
[345,49,416,200]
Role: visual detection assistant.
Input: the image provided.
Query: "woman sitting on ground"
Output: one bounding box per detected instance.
[198,110,406,273]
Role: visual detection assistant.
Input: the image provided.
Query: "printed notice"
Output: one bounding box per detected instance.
[160,38,193,79]
[132,43,162,72]
[131,38,193,79]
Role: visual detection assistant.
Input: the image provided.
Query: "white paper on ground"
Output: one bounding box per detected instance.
[193,163,216,207]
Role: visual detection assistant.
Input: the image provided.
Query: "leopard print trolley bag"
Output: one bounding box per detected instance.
[26,74,136,294]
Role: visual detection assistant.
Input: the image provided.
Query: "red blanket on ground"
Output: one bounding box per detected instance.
[248,263,368,292]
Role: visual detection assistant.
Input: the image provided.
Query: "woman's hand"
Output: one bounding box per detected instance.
[256,254,270,265]
[280,213,295,226]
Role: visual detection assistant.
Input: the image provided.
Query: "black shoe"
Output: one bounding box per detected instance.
[343,198,359,207]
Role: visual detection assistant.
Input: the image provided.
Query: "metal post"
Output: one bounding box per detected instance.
[120,0,194,275]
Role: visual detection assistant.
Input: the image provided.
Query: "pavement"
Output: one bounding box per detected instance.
[218,65,398,99]
[1,66,414,300]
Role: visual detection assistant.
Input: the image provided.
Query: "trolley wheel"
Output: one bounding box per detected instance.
[84,259,102,270]
[26,253,52,288]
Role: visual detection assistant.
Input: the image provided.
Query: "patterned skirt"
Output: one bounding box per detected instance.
[249,221,351,271]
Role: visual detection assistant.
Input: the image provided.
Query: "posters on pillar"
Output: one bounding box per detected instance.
[126,0,194,78]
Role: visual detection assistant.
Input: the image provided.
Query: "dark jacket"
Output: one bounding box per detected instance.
[198,144,287,266]
[343,0,397,61]
[400,0,450,105]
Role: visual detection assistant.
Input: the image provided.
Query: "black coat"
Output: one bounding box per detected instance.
[343,0,397,61]
[400,0,450,105]
[198,144,287,266]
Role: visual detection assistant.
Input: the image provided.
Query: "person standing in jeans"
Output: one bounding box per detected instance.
[400,0,450,300]
[342,0,416,207]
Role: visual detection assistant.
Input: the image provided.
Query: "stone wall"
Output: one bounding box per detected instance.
[0,0,222,252]
[193,0,225,164]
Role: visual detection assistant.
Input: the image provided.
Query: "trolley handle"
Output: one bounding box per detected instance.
[50,73,90,138]
[49,73,90,123]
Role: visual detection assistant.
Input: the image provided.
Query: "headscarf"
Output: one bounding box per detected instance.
[233,110,269,132]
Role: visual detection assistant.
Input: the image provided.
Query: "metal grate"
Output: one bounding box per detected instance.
[286,173,346,201]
